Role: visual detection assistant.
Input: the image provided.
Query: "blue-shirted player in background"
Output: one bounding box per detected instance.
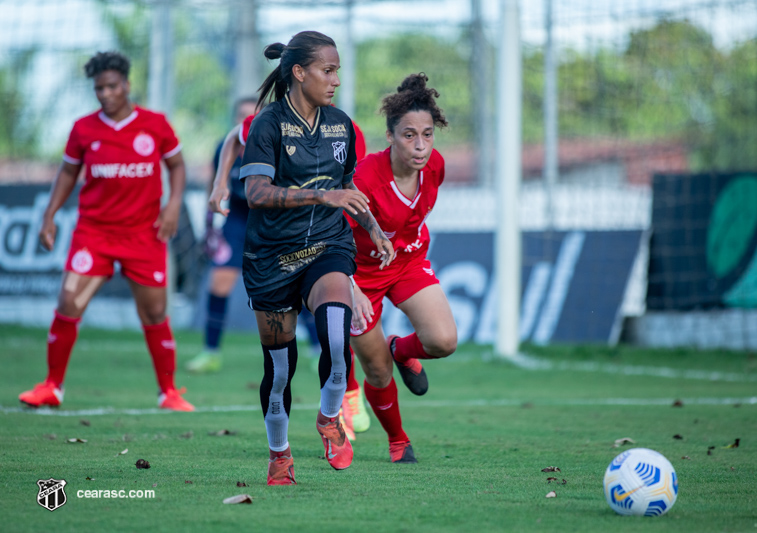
[187,97,258,373]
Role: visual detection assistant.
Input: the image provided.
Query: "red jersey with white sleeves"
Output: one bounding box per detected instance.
[350,147,444,266]
[240,112,367,161]
[63,106,182,233]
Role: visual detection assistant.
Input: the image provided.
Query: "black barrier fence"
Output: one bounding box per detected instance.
[648,172,757,310]
[192,230,643,345]
[2,185,643,344]
[0,185,204,300]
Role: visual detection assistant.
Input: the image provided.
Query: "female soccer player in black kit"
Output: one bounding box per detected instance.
[234,31,394,485]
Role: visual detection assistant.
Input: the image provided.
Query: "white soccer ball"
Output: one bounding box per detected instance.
[603,448,678,516]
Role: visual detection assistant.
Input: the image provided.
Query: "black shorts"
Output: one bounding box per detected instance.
[247,251,355,313]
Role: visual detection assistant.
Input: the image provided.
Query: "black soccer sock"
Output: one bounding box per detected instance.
[314,302,352,418]
[205,294,228,350]
[259,338,298,451]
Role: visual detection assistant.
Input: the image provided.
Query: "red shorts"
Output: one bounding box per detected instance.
[65,224,167,287]
[351,255,439,336]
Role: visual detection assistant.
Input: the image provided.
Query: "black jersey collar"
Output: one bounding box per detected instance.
[284,93,321,136]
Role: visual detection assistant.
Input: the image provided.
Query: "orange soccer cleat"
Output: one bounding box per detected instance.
[267,448,296,486]
[19,381,64,408]
[316,413,353,470]
[158,387,195,412]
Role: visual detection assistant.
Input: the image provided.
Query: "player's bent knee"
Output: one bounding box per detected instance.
[56,302,85,319]
[140,308,167,326]
[364,371,393,389]
[364,364,393,386]
[426,333,457,358]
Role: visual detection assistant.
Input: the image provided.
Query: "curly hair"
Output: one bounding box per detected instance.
[84,51,130,79]
[380,73,448,134]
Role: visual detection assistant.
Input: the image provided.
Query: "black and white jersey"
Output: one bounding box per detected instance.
[239,94,358,294]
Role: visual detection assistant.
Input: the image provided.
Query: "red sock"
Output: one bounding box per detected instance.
[363,378,408,443]
[346,347,360,392]
[45,311,81,387]
[143,319,176,393]
[393,332,433,364]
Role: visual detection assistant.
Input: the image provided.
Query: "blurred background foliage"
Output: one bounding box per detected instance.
[0,2,755,174]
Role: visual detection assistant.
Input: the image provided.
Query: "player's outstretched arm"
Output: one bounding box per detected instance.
[343,180,395,270]
[39,161,81,251]
[244,175,372,215]
[155,151,186,243]
[208,124,243,216]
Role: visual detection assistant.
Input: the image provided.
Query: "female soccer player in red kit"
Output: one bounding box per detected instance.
[349,73,457,463]
[18,51,193,412]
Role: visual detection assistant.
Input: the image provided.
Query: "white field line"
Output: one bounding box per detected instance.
[1,397,755,417]
[503,351,757,382]
[6,339,756,382]
[5,338,201,353]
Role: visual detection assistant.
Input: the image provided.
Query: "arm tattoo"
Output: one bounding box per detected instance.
[246,175,323,209]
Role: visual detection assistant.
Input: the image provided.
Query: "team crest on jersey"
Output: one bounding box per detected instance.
[71,249,93,274]
[332,141,346,164]
[286,145,296,156]
[90,140,101,151]
[37,478,67,512]
[133,133,155,156]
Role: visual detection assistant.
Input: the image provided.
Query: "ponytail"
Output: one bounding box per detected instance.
[256,31,337,108]
[257,43,288,108]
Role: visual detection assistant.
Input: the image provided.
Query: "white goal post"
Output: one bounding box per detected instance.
[495,0,522,359]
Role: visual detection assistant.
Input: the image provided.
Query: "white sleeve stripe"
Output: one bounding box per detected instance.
[162,143,182,159]
[62,154,81,165]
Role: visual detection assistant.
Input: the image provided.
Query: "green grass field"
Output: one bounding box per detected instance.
[1,324,755,533]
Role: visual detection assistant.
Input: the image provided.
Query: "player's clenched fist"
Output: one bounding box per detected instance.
[39,217,57,251]
[208,184,230,216]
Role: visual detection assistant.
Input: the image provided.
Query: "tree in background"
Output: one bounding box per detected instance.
[170,12,231,165]
[0,49,40,158]
[3,8,754,175]
[623,19,723,165]
[98,1,231,165]
[520,18,754,173]
[353,34,472,150]
[707,38,757,171]
[97,0,150,105]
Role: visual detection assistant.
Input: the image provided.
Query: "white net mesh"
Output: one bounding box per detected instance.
[0,0,755,346]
